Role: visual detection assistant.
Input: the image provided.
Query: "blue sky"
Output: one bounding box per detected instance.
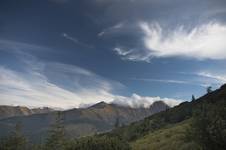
[0,0,226,109]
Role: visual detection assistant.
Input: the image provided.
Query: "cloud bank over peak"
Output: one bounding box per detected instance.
[112,93,182,108]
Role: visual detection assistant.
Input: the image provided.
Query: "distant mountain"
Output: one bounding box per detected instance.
[0,105,54,120]
[149,101,169,113]
[0,100,169,142]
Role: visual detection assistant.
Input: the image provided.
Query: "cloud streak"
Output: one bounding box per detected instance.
[98,22,125,37]
[62,33,93,48]
[196,71,226,86]
[131,78,190,84]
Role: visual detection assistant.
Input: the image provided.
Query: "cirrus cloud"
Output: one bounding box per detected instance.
[0,65,182,109]
[140,21,226,60]
[114,22,226,62]
[0,40,182,109]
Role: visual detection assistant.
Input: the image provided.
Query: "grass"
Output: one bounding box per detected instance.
[131,119,201,150]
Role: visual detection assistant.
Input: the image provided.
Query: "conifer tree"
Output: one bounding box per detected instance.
[0,122,28,150]
[114,117,120,128]
[207,86,212,93]
[44,111,66,150]
[192,95,196,101]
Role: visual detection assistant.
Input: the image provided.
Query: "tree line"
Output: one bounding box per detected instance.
[0,111,131,150]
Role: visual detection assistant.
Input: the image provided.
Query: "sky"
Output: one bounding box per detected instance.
[0,0,226,109]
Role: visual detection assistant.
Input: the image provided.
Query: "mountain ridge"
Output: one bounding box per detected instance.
[0,105,54,120]
[0,100,170,142]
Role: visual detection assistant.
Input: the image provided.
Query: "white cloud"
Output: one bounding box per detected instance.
[0,40,120,109]
[113,47,151,62]
[176,71,226,88]
[0,64,182,109]
[114,22,226,61]
[113,47,133,56]
[140,21,226,60]
[0,40,184,109]
[0,65,118,109]
[112,93,182,108]
[198,72,226,83]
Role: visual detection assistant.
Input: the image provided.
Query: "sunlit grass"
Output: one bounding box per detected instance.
[131,119,200,150]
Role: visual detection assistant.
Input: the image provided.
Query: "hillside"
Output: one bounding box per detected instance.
[0,101,169,142]
[131,119,200,150]
[51,84,225,150]
[95,84,226,150]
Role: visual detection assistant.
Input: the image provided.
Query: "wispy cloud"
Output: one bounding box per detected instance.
[0,62,182,109]
[113,47,152,63]
[178,71,226,87]
[0,40,120,109]
[196,71,226,86]
[130,77,209,87]
[113,22,226,61]
[98,22,125,37]
[0,40,185,109]
[0,63,120,109]
[113,47,133,56]
[62,33,93,48]
[131,78,190,84]
[140,21,226,60]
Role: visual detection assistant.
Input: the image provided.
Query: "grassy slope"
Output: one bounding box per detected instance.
[131,119,200,150]
[107,85,226,145]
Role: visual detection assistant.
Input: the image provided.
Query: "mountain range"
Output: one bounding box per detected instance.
[1,85,226,149]
[0,106,54,120]
[0,101,169,142]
